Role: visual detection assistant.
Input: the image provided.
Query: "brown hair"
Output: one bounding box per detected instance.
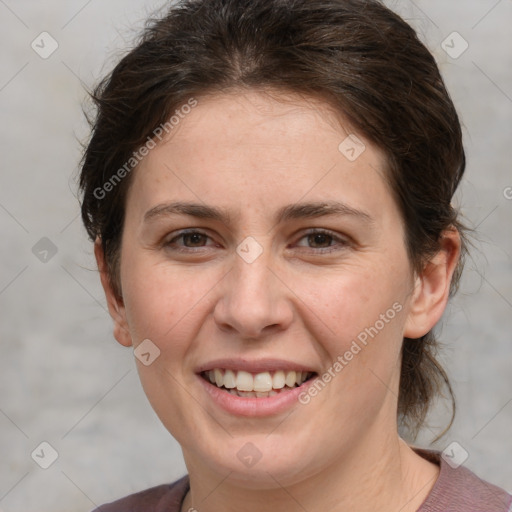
[79,0,466,437]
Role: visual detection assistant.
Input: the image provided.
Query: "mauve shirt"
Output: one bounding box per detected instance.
[92,450,512,511]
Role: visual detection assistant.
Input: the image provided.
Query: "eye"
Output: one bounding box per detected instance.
[163,228,349,254]
[164,230,217,251]
[294,229,349,252]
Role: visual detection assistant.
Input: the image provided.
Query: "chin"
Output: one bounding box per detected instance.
[188,432,327,490]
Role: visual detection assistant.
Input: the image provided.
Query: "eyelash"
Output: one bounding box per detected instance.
[164,228,349,254]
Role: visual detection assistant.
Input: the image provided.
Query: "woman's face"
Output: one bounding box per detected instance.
[109,90,423,486]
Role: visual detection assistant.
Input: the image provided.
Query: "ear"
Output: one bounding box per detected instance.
[403,228,461,339]
[94,238,132,347]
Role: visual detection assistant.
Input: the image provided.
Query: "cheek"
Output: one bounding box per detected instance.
[290,262,408,398]
[296,263,407,342]
[120,255,219,351]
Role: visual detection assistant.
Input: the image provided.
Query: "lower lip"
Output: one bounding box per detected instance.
[197,375,316,417]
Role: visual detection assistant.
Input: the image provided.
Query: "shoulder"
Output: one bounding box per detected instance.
[416,449,512,512]
[91,475,189,512]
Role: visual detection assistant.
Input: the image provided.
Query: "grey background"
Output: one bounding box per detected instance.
[0,1,510,511]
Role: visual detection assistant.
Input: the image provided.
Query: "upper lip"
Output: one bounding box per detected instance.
[195,358,318,374]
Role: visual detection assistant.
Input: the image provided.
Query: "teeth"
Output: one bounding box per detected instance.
[236,370,254,391]
[205,368,311,392]
[214,368,223,388]
[253,372,273,392]
[272,370,285,389]
[285,371,297,387]
[223,369,236,389]
[227,388,293,398]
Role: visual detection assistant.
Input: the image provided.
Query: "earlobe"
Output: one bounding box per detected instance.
[94,238,133,347]
[403,229,461,339]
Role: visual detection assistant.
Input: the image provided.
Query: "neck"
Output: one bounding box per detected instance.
[181,429,439,512]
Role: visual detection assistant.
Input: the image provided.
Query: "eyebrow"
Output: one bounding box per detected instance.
[143,200,374,225]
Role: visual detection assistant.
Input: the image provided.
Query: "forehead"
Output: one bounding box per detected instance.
[164,90,356,157]
[126,89,394,223]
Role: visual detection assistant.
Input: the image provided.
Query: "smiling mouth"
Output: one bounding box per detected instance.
[201,369,317,398]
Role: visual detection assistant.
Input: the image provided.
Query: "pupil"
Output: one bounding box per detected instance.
[186,233,204,246]
[310,233,330,247]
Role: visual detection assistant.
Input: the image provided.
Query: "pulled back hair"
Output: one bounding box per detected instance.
[79,0,467,437]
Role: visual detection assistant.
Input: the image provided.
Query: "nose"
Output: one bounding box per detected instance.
[213,247,294,340]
